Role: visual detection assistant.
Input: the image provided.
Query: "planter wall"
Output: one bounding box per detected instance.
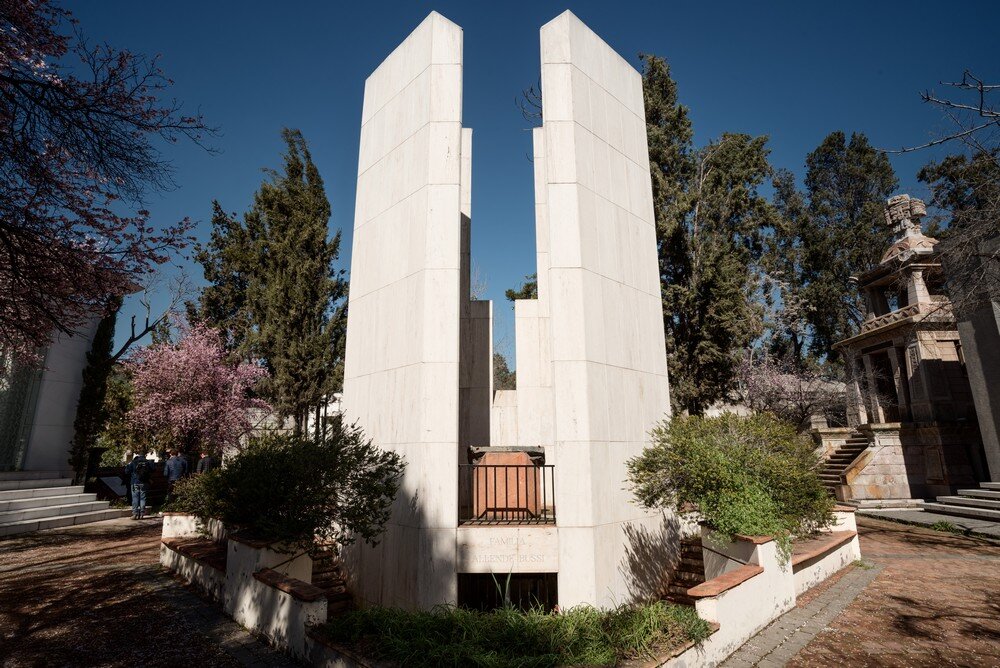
[668,508,861,667]
[160,514,323,661]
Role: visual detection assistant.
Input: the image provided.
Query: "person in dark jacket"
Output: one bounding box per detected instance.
[196,451,218,474]
[163,449,188,505]
[124,452,153,519]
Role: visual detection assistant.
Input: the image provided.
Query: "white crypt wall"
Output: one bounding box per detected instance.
[342,10,673,611]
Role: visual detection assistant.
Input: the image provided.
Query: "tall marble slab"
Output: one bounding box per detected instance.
[342,12,466,609]
[533,10,672,607]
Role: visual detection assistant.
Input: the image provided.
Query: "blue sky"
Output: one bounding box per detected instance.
[69,1,999,358]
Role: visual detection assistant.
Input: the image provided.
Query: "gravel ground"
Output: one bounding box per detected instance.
[0,517,271,667]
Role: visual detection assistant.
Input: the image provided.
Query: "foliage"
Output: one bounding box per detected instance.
[189,129,348,432]
[171,419,404,550]
[97,367,144,466]
[0,0,209,357]
[918,149,1000,317]
[766,132,898,364]
[736,353,845,431]
[493,353,516,391]
[643,55,772,415]
[318,601,711,668]
[505,274,538,302]
[628,414,834,555]
[68,299,119,479]
[126,323,270,454]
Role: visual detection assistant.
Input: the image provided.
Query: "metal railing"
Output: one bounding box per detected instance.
[458,464,556,525]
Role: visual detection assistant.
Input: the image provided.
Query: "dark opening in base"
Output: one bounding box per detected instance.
[457,572,558,612]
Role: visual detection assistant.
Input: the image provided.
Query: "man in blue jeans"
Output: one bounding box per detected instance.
[124,452,153,519]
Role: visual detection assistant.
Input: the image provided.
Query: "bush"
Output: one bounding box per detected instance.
[627,413,833,554]
[171,418,404,551]
[317,601,712,667]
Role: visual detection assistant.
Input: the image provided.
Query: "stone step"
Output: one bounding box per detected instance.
[0,471,66,481]
[0,501,111,524]
[956,489,1000,499]
[981,482,1000,491]
[819,474,842,481]
[679,557,703,568]
[0,492,98,512]
[0,508,131,537]
[0,485,84,502]
[920,502,1000,522]
[935,496,1000,511]
[673,570,703,582]
[0,478,72,492]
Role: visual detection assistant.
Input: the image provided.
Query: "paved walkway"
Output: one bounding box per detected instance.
[725,516,1000,667]
[859,507,1000,539]
[0,517,297,667]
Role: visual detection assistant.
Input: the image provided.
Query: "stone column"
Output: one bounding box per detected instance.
[886,346,912,422]
[908,269,931,307]
[862,354,885,424]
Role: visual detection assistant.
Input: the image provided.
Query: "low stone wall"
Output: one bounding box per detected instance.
[160,514,323,661]
[792,510,861,596]
[668,508,861,667]
[159,540,226,602]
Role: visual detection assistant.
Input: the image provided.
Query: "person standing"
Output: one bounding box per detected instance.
[163,449,188,505]
[196,451,218,474]
[125,452,152,519]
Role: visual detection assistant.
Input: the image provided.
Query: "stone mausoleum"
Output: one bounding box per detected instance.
[341,11,672,611]
[821,195,990,505]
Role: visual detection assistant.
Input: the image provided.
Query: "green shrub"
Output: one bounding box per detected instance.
[627,413,834,554]
[318,601,711,667]
[171,418,404,551]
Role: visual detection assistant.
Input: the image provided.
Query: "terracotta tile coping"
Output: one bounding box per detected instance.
[733,534,775,545]
[790,530,857,568]
[162,536,227,572]
[687,564,764,599]
[253,568,327,602]
[833,504,857,513]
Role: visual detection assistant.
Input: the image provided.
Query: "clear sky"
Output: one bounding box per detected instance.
[69,1,999,358]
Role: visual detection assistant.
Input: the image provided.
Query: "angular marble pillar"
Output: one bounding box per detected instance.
[342,12,466,610]
[532,11,672,607]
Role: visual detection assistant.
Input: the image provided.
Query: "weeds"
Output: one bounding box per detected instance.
[318,601,712,667]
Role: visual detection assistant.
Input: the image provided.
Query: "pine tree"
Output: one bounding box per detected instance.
[643,55,772,415]
[188,202,255,352]
[767,132,898,364]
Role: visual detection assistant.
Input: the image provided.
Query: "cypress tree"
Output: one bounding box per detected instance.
[191,129,348,433]
[643,55,772,415]
[68,297,120,480]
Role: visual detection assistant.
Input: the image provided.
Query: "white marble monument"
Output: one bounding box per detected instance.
[343,10,672,611]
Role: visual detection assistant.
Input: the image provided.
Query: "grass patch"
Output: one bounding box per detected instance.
[317,601,712,667]
[929,520,964,534]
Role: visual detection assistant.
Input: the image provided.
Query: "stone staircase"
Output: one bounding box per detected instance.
[0,471,128,537]
[819,432,870,499]
[921,482,1000,522]
[312,550,355,615]
[663,537,705,606]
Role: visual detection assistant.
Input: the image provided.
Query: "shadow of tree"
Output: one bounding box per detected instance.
[620,511,685,602]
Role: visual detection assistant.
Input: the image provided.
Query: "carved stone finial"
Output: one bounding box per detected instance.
[884,194,926,230]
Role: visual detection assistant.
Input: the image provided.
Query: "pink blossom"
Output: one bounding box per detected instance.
[126,324,270,452]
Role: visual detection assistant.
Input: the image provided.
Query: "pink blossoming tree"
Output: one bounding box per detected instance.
[127,324,269,454]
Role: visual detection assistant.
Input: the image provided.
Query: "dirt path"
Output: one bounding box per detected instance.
[0,517,293,667]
